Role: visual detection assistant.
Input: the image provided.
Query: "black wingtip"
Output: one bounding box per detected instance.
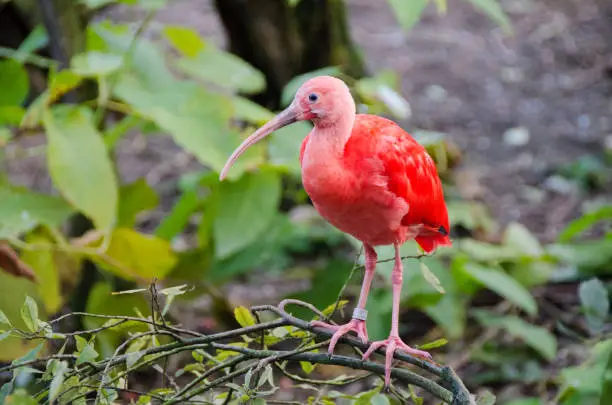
[438,225,448,236]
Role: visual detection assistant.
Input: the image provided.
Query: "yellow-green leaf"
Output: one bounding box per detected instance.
[163,26,206,58]
[234,306,256,327]
[95,228,178,281]
[20,296,39,332]
[43,105,118,230]
[418,338,448,350]
[21,230,62,313]
[0,273,41,361]
[300,361,315,374]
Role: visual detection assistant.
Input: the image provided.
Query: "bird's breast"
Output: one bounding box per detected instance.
[301,159,409,246]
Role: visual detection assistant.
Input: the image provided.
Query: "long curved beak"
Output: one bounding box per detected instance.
[219,104,299,180]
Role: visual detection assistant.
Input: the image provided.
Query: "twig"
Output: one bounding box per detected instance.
[5,300,472,405]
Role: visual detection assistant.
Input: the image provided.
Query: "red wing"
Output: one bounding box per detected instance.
[345,115,450,250]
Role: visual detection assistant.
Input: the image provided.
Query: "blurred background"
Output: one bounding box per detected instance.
[0,0,611,404]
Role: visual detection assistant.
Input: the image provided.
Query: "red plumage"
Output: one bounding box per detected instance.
[300,114,450,253]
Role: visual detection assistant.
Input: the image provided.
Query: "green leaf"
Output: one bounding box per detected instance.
[49,70,83,102]
[163,26,205,58]
[300,360,315,374]
[0,127,11,146]
[80,0,115,8]
[291,259,355,320]
[20,296,39,332]
[321,300,349,317]
[21,230,62,313]
[464,0,512,34]
[424,293,466,339]
[115,74,259,175]
[503,222,543,256]
[579,278,609,334]
[370,394,390,405]
[504,399,542,405]
[601,344,612,405]
[234,306,256,327]
[0,310,10,327]
[155,189,200,241]
[0,184,72,239]
[16,25,49,58]
[474,312,557,360]
[71,51,123,76]
[75,336,99,365]
[420,261,445,293]
[43,105,118,230]
[0,275,41,361]
[459,238,520,262]
[213,169,281,258]
[49,360,68,402]
[388,0,429,31]
[418,338,448,350]
[117,179,159,228]
[559,205,612,242]
[0,59,29,106]
[231,96,275,124]
[0,106,25,126]
[461,263,537,315]
[5,389,39,405]
[95,228,178,281]
[175,47,265,94]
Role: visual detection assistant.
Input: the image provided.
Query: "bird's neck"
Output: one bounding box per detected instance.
[310,112,355,158]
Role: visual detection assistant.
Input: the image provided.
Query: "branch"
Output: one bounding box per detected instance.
[3,299,474,405]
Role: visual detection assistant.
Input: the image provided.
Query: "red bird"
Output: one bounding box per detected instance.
[220,76,451,385]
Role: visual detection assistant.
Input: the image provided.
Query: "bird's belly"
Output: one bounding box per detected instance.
[309,190,409,246]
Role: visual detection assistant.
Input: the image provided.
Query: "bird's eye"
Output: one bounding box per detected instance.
[308,93,319,103]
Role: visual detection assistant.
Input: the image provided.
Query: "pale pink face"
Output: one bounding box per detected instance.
[292,76,354,125]
[219,76,354,180]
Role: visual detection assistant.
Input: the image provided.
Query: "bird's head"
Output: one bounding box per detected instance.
[219,75,355,180]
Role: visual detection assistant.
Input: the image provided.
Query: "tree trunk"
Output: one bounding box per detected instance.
[214,0,366,109]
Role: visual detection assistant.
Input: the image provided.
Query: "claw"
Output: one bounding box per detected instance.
[311,318,369,354]
[362,336,432,387]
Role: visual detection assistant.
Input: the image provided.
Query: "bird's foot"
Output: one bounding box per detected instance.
[311,318,368,355]
[362,335,432,387]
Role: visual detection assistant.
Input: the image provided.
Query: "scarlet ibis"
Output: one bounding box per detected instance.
[220,76,451,385]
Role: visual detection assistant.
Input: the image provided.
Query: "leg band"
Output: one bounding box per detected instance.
[352,307,368,321]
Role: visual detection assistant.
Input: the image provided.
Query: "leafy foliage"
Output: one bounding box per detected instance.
[0,0,610,404]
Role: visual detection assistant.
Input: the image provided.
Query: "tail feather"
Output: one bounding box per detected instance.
[415,235,452,254]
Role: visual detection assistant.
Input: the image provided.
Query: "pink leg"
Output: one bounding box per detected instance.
[311,244,377,353]
[362,243,432,387]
